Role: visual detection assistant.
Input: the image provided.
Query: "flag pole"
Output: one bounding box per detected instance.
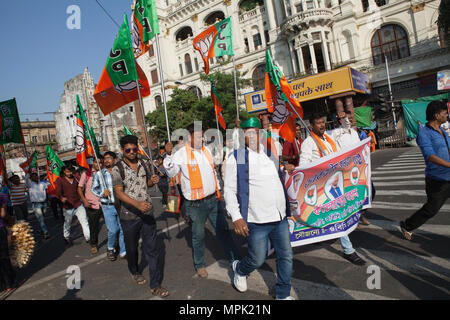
[232,56,239,120]
[155,34,171,143]
[135,78,155,175]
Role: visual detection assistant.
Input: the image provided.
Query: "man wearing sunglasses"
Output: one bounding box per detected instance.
[111,135,169,298]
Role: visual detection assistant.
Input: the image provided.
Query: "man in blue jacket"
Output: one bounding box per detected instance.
[224,117,294,300]
[400,100,450,240]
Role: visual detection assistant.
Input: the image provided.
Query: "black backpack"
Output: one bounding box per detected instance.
[113,159,152,213]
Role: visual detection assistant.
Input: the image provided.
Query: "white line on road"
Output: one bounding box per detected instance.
[374,180,425,187]
[379,164,425,169]
[362,219,450,237]
[372,174,424,181]
[372,201,450,212]
[205,260,395,300]
[372,168,424,174]
[374,190,426,197]
[14,220,186,294]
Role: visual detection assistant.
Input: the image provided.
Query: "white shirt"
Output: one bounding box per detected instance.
[224,145,286,224]
[26,175,48,203]
[335,128,361,149]
[164,145,219,200]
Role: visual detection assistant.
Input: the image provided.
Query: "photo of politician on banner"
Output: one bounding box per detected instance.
[285,138,372,247]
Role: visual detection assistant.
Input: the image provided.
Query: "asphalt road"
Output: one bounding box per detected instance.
[3,146,450,301]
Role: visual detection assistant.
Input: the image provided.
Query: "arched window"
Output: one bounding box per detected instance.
[155,95,162,110]
[371,24,410,66]
[252,64,265,90]
[204,11,225,26]
[238,0,264,14]
[188,86,202,99]
[175,26,193,42]
[185,54,193,74]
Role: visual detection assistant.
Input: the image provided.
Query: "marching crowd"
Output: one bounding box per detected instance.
[0,100,449,299]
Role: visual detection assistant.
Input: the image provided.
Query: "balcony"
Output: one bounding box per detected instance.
[239,5,266,24]
[281,8,333,36]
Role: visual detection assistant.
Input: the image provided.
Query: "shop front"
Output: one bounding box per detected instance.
[244,66,371,131]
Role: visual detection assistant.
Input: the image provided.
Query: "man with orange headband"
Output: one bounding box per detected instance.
[299,112,366,266]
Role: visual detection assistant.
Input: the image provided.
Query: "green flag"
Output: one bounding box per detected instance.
[133,0,160,44]
[45,145,65,189]
[0,98,25,144]
[104,13,138,86]
[354,106,372,128]
[76,95,100,155]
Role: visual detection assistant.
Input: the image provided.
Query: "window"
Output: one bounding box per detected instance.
[204,11,225,26]
[175,26,193,42]
[188,87,202,99]
[306,1,314,9]
[185,54,193,74]
[155,95,162,110]
[194,58,199,71]
[129,106,134,112]
[148,44,154,57]
[264,30,270,44]
[371,24,410,66]
[253,33,262,49]
[43,135,48,142]
[24,135,29,143]
[32,136,37,144]
[151,69,159,84]
[296,3,303,12]
[252,64,265,90]
[51,134,56,142]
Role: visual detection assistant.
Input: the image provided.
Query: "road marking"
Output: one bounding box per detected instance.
[13,220,186,294]
[372,174,424,181]
[372,201,450,212]
[362,219,450,237]
[374,180,424,187]
[372,168,424,174]
[379,164,425,169]
[205,260,395,300]
[374,190,426,197]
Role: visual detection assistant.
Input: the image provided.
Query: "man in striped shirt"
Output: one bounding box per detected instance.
[9,175,28,221]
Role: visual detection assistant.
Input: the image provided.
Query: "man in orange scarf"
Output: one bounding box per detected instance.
[298,112,366,266]
[164,124,240,279]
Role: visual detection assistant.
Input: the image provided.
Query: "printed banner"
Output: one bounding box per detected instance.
[285,138,372,247]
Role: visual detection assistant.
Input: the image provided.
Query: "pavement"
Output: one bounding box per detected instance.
[2,146,450,301]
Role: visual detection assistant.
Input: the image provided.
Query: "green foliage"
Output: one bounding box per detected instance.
[146,70,252,143]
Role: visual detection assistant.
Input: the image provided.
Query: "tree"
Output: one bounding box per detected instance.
[146,70,252,142]
[438,0,450,46]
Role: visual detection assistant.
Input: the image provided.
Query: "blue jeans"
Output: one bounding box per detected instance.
[235,218,293,299]
[32,202,48,233]
[340,235,355,255]
[184,196,240,270]
[102,205,126,255]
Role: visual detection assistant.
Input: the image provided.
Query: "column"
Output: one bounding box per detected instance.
[331,0,339,7]
[313,0,319,9]
[263,0,276,30]
[309,43,318,74]
[296,47,305,74]
[289,0,297,15]
[272,0,285,26]
[288,41,298,75]
[321,30,331,71]
[345,96,356,127]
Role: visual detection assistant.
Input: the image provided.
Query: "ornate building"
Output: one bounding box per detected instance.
[136,0,448,118]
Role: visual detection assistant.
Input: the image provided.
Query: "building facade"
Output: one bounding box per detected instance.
[136,0,448,120]
[55,68,140,153]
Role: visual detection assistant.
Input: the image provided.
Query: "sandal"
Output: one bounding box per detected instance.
[151,287,169,298]
[132,274,147,285]
[400,221,412,240]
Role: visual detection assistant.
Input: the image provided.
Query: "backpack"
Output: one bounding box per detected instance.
[113,159,152,213]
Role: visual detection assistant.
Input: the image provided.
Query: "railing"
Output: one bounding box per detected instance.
[281,8,333,33]
[239,6,266,23]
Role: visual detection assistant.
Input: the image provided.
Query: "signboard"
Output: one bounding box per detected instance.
[244,67,370,114]
[285,139,372,246]
[437,70,450,91]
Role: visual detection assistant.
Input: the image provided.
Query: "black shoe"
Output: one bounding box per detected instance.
[43,232,50,240]
[64,238,72,246]
[107,249,117,261]
[343,252,366,266]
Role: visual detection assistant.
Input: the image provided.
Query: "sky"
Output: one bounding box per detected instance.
[0,0,134,121]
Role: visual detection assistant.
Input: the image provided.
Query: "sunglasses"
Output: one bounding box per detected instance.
[124,148,138,154]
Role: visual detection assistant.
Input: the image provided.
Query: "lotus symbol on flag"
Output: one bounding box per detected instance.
[75,129,86,154]
[271,91,291,124]
[114,81,142,93]
[197,33,214,58]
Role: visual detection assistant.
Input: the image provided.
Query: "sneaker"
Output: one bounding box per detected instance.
[276,296,295,300]
[343,252,366,266]
[119,253,127,260]
[232,260,247,292]
[107,249,117,261]
[400,221,413,240]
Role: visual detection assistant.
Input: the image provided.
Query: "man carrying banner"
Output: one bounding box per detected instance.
[164,123,240,279]
[224,117,294,300]
[298,112,366,266]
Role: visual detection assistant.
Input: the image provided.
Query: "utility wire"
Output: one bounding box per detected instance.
[94,0,121,28]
